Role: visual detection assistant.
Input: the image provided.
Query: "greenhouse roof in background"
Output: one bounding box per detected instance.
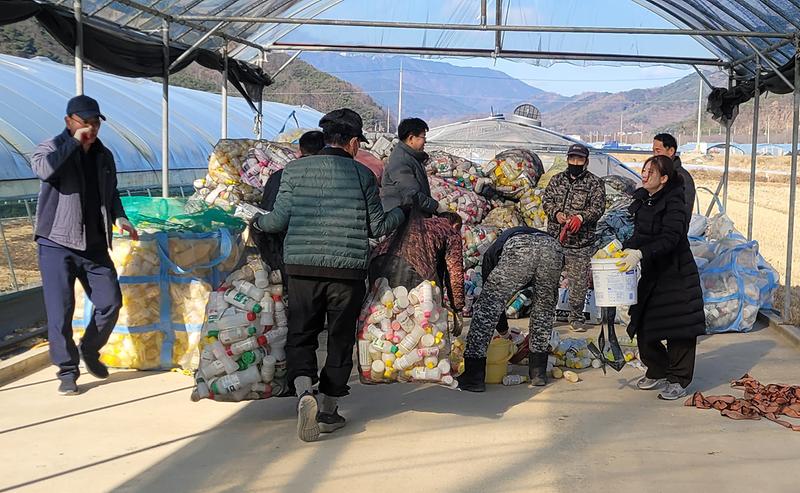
[0,54,323,181]
[43,0,800,78]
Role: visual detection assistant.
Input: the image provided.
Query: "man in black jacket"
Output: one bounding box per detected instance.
[31,95,138,396]
[381,118,438,215]
[653,133,696,216]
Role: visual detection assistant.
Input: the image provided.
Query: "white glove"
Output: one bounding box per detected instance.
[615,249,642,272]
[115,217,139,240]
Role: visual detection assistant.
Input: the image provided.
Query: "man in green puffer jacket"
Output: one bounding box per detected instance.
[254,108,406,442]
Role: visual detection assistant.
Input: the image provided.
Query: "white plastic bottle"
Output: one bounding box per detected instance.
[225,265,254,285]
[233,280,265,301]
[224,288,262,313]
[420,333,436,348]
[358,340,372,375]
[370,360,385,381]
[274,309,288,327]
[265,326,288,346]
[253,262,269,289]
[397,326,425,354]
[268,269,282,286]
[213,311,257,331]
[423,356,439,369]
[393,350,422,371]
[371,338,396,354]
[418,347,439,357]
[260,311,275,327]
[502,374,530,386]
[227,335,268,356]
[365,324,384,341]
[209,340,239,374]
[199,358,228,381]
[260,354,277,382]
[210,366,260,395]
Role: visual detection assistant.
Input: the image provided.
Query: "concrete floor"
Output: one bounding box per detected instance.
[1,323,799,493]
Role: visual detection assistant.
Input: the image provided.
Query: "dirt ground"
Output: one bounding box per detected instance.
[0,218,38,292]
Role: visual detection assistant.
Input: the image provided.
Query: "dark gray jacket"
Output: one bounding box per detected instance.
[674,155,696,216]
[381,141,437,215]
[31,129,127,250]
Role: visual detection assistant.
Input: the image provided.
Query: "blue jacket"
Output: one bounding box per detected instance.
[31,129,127,250]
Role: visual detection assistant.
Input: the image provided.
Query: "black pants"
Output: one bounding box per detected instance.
[286,275,366,397]
[637,337,697,388]
[38,240,122,381]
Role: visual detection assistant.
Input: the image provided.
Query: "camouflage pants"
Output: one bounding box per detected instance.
[563,245,594,325]
[465,234,564,358]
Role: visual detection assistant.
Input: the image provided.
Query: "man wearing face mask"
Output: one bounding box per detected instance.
[254,108,406,442]
[31,95,137,396]
[542,143,606,332]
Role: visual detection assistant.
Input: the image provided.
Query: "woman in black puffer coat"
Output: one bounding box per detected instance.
[616,155,706,401]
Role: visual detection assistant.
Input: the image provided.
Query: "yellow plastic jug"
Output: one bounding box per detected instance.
[485,338,516,384]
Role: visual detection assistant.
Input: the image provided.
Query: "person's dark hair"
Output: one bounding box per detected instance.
[643,154,676,181]
[398,118,429,141]
[298,131,324,156]
[654,133,678,151]
[438,211,463,230]
[323,131,357,147]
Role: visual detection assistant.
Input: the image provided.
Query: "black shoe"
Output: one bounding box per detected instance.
[317,407,346,433]
[58,379,79,396]
[528,352,548,386]
[457,357,487,392]
[81,349,109,379]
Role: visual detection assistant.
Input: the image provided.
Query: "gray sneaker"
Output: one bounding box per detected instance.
[658,382,688,401]
[296,392,320,442]
[58,379,79,396]
[317,408,346,434]
[636,376,666,390]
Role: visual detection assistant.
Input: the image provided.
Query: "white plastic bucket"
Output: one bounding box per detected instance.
[590,258,639,307]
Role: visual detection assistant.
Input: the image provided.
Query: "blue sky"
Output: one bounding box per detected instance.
[251,0,725,96]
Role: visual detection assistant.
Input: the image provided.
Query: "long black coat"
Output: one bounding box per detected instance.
[623,175,706,341]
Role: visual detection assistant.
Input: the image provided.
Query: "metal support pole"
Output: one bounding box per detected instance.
[784,43,800,323]
[161,19,170,198]
[480,0,487,26]
[23,200,34,228]
[695,76,704,152]
[494,0,503,56]
[221,43,228,140]
[397,60,403,123]
[169,21,226,71]
[747,62,761,240]
[74,0,84,95]
[271,50,302,80]
[0,219,19,291]
[723,67,734,209]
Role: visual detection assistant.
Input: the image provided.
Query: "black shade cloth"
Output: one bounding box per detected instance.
[0,0,271,112]
[0,0,40,25]
[707,57,796,126]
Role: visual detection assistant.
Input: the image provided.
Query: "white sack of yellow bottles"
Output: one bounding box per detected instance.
[356,278,459,386]
[73,197,245,371]
[191,258,289,402]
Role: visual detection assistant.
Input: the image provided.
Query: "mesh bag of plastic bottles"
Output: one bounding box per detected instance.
[481,203,525,229]
[425,150,491,193]
[602,175,638,211]
[191,256,291,402]
[72,197,245,370]
[357,215,459,386]
[429,176,490,226]
[480,149,545,199]
[356,277,458,387]
[697,233,780,333]
[189,139,296,211]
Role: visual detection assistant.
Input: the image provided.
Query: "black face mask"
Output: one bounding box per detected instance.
[567,164,585,177]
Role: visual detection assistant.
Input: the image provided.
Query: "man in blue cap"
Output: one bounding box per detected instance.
[31,95,138,396]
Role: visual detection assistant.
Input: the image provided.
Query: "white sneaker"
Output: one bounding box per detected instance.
[296,392,320,442]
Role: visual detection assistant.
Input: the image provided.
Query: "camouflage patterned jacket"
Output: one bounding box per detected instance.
[542,169,606,249]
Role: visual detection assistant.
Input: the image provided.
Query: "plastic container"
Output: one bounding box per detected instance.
[211,325,259,345]
[224,288,262,313]
[212,311,257,331]
[486,338,516,384]
[210,366,260,395]
[590,258,639,307]
[233,280,265,301]
[502,374,530,386]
